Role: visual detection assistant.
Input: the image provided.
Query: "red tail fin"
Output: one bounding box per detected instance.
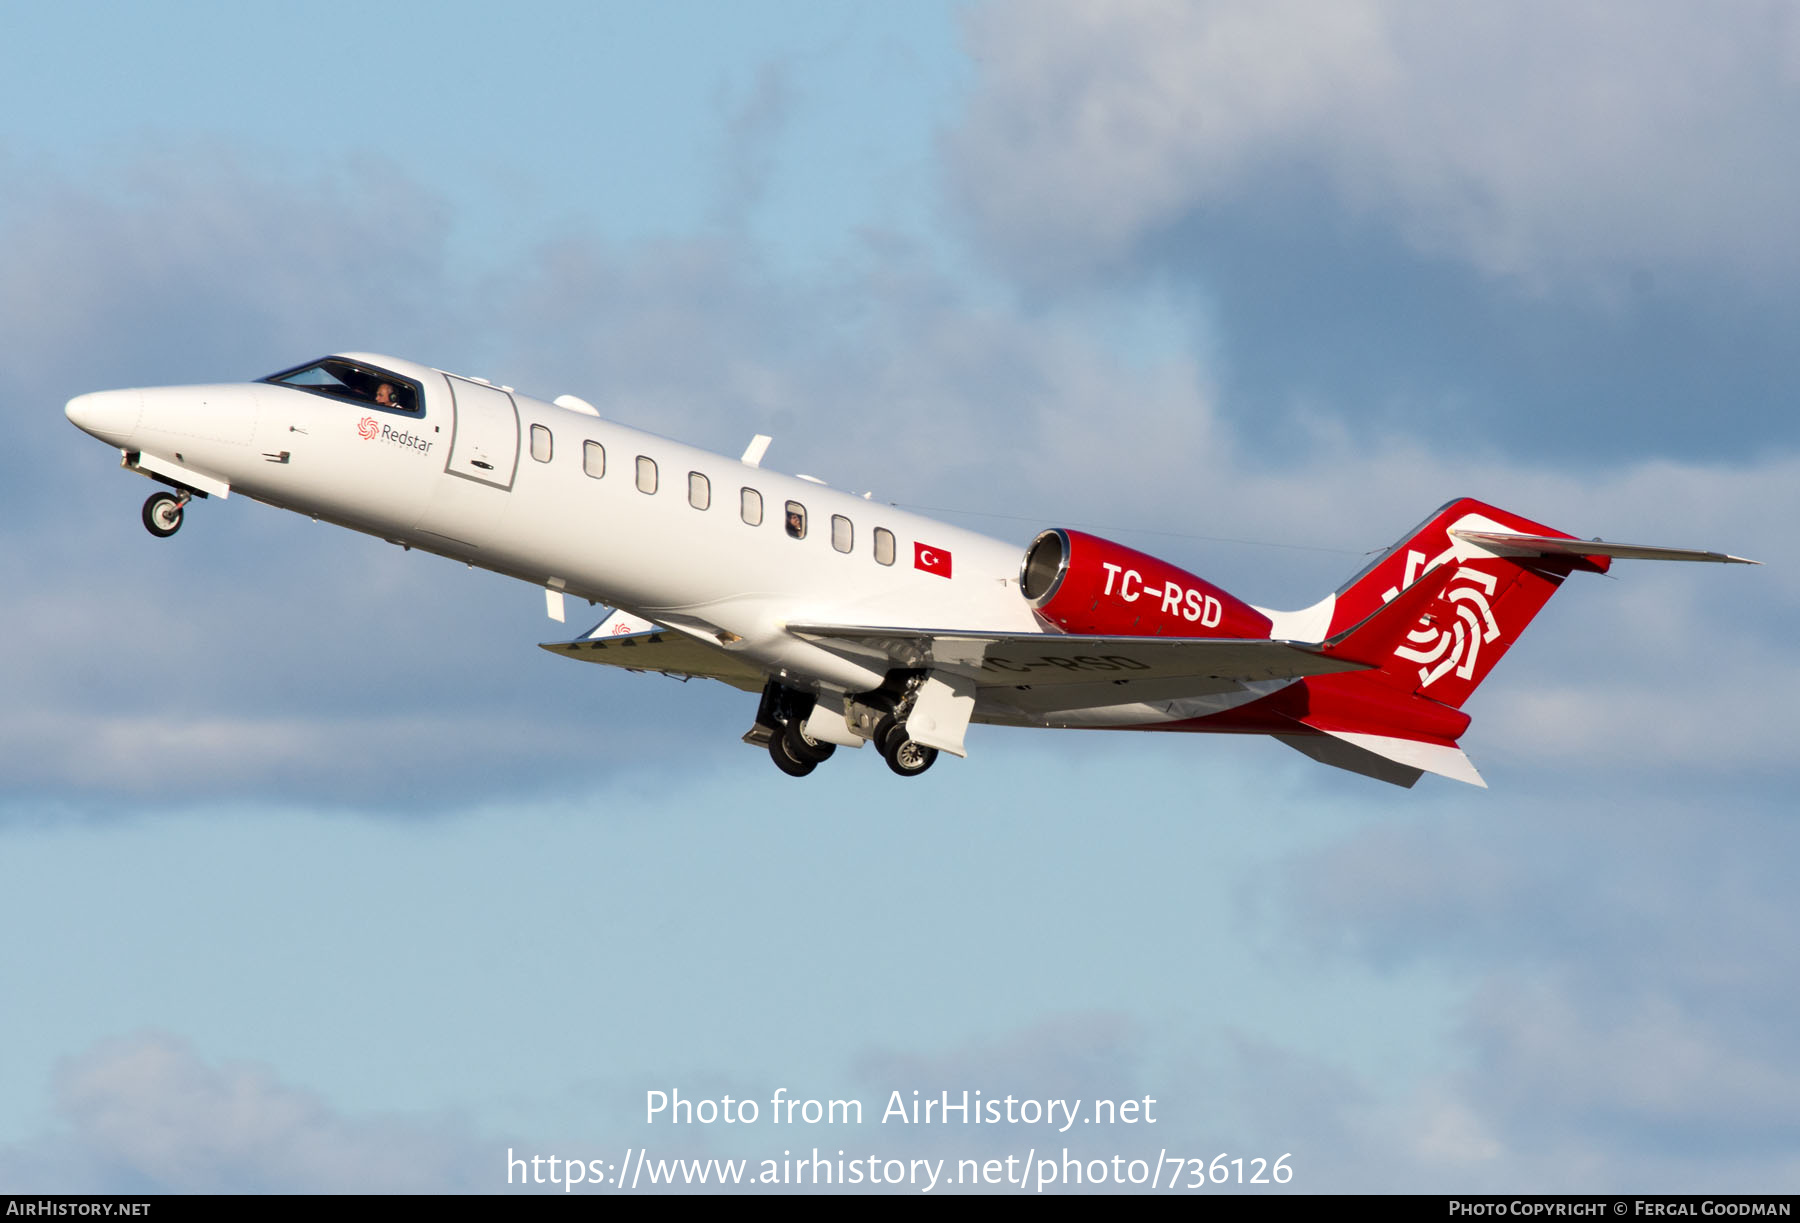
[1323,498,1608,709]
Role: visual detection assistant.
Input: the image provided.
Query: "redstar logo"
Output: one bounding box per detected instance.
[1383,548,1501,689]
[357,416,379,440]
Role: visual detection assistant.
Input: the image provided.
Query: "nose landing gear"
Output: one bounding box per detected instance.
[142,490,189,538]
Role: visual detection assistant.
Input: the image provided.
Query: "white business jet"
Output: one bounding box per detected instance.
[65,353,1756,787]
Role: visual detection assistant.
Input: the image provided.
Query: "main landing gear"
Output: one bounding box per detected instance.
[769,718,835,777]
[142,490,189,538]
[874,714,938,778]
[751,680,939,779]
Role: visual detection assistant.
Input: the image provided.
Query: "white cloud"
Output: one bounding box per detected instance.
[0,708,670,803]
[4,1033,483,1192]
[1477,674,1796,772]
[1243,786,1800,1189]
[950,0,1800,292]
[1463,978,1800,1139]
[0,147,455,397]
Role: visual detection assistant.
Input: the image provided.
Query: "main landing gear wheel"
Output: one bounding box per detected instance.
[874,714,907,757]
[768,729,819,777]
[142,491,185,538]
[874,714,938,778]
[782,720,836,766]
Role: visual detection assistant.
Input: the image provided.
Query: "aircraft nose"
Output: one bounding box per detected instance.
[65,390,141,447]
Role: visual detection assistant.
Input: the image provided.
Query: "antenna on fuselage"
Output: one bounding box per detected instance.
[554,394,600,417]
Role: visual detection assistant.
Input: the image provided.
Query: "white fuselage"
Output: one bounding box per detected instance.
[66,353,1045,698]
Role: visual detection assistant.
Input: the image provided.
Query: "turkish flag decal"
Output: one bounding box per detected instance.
[914,542,953,578]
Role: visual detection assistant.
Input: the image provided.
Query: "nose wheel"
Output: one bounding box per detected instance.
[142,491,187,538]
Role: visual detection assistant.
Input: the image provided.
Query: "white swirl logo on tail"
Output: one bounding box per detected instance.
[1382,548,1501,688]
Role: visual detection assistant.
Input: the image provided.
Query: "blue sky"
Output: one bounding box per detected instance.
[4,0,1797,1194]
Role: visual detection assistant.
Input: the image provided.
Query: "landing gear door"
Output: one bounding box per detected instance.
[905,671,978,758]
[444,375,519,490]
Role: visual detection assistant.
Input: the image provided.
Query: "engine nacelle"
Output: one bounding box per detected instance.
[1020,529,1272,639]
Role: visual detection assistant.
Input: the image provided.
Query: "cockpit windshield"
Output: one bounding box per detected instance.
[263,358,421,414]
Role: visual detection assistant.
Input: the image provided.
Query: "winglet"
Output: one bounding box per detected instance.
[741,435,772,467]
[583,608,660,638]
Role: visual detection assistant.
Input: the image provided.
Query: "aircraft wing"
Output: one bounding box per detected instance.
[542,617,1369,720]
[785,561,1453,697]
[540,611,767,692]
[785,624,1373,689]
[544,560,1426,711]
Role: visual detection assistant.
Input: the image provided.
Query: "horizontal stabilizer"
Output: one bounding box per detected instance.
[1276,734,1423,788]
[1300,728,1487,788]
[1450,529,1760,565]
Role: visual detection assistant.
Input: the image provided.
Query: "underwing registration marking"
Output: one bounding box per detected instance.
[982,654,1153,674]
